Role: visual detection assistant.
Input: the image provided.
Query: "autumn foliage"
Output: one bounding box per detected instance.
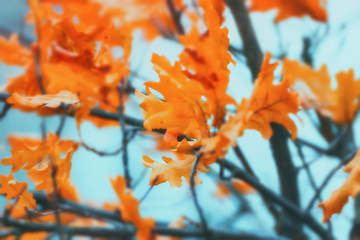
[0,0,359,239]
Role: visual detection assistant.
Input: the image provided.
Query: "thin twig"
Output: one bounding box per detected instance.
[294,142,321,201]
[0,215,284,239]
[233,144,255,176]
[190,153,210,239]
[0,103,11,119]
[293,141,333,233]
[40,118,47,141]
[81,142,123,157]
[55,114,67,136]
[166,0,185,35]
[139,176,159,203]
[50,162,64,239]
[294,125,349,156]
[117,81,131,188]
[306,151,356,212]
[221,159,332,240]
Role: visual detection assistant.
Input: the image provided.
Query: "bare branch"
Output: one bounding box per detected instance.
[190,153,210,238]
[221,159,332,240]
[117,81,131,188]
[306,151,356,212]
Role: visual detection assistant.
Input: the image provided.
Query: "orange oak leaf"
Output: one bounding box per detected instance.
[103,0,184,41]
[2,139,51,173]
[25,0,132,115]
[110,176,155,240]
[0,174,37,209]
[214,180,255,198]
[319,151,360,222]
[232,179,255,194]
[27,146,76,193]
[282,59,332,113]
[283,60,360,124]
[0,35,40,96]
[214,182,231,198]
[2,133,78,176]
[7,90,79,116]
[248,0,327,22]
[179,0,235,128]
[0,34,32,67]
[143,154,209,187]
[201,53,300,165]
[328,70,360,124]
[58,181,79,202]
[3,231,48,240]
[240,52,300,140]
[136,53,209,143]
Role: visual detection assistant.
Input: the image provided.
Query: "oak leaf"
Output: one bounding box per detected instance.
[282,59,332,112]
[179,0,235,128]
[27,146,75,192]
[240,52,300,140]
[214,180,255,198]
[328,70,360,124]
[103,0,184,40]
[319,151,360,222]
[143,154,209,187]
[110,176,155,240]
[0,34,32,67]
[2,133,78,194]
[214,182,231,198]
[248,0,327,22]
[7,90,79,116]
[232,179,255,194]
[136,53,209,142]
[0,174,37,209]
[201,53,299,165]
[283,60,360,124]
[3,231,48,240]
[0,35,40,96]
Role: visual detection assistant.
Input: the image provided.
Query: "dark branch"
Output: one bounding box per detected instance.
[117,81,131,188]
[221,159,332,240]
[166,0,185,35]
[233,144,255,176]
[190,153,210,238]
[225,0,263,80]
[306,151,356,212]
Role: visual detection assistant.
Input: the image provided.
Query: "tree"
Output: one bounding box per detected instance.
[0,0,359,239]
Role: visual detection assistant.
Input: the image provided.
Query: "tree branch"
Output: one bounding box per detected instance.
[221,159,332,240]
[190,153,210,238]
[225,0,263,80]
[0,215,284,239]
[117,81,131,188]
[226,0,303,236]
[306,151,356,212]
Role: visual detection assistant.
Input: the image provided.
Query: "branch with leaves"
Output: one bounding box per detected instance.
[0,0,360,240]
